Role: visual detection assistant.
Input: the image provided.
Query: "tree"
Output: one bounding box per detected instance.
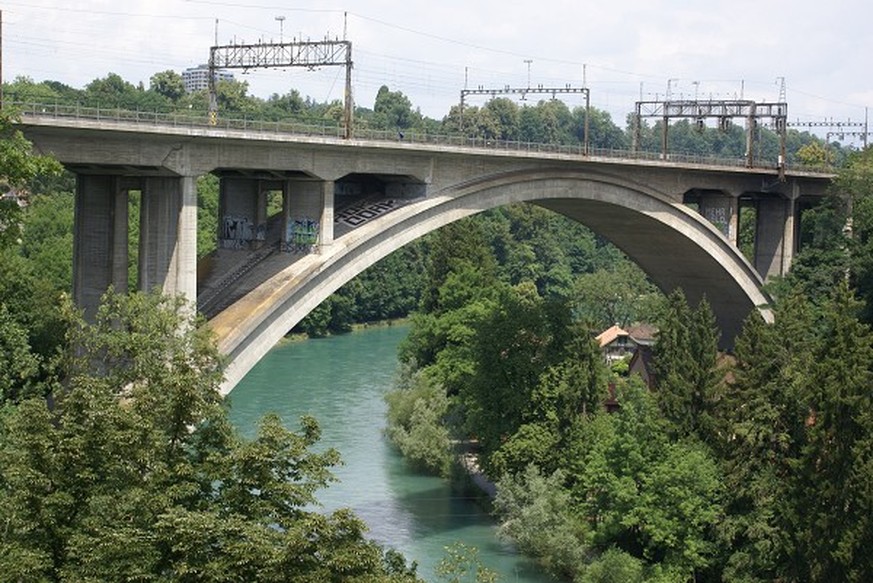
[150,69,186,102]
[384,366,453,476]
[717,294,818,581]
[0,303,40,403]
[462,283,574,473]
[83,72,140,108]
[652,290,721,441]
[792,282,873,582]
[569,380,724,580]
[0,111,63,248]
[434,543,497,583]
[572,261,660,329]
[372,85,420,131]
[840,148,873,322]
[494,466,588,579]
[0,291,420,582]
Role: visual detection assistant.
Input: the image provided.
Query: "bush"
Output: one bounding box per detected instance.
[384,367,453,477]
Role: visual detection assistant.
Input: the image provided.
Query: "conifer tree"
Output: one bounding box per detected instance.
[793,281,873,582]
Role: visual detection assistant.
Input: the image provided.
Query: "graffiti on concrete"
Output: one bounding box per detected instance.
[282,217,320,253]
[220,215,266,249]
[335,199,397,227]
[703,206,730,238]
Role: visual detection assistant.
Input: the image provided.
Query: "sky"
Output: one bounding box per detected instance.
[4,0,873,142]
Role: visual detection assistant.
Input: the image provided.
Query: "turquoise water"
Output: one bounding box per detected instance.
[227,324,554,582]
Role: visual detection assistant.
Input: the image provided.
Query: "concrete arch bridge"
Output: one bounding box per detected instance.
[19,114,833,393]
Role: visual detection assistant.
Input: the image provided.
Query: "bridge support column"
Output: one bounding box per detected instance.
[754,195,796,279]
[138,176,197,304]
[73,175,129,318]
[284,180,334,248]
[218,177,267,249]
[698,193,739,245]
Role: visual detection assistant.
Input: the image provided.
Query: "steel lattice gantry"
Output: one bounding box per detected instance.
[459,85,591,154]
[208,40,353,138]
[634,99,788,177]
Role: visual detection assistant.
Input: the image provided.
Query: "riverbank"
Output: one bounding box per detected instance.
[277,317,412,346]
[229,324,553,583]
[459,451,497,498]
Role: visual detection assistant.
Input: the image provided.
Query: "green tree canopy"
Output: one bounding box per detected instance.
[0,291,420,582]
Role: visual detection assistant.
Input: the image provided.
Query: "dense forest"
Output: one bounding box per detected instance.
[385,146,873,582]
[1,70,871,581]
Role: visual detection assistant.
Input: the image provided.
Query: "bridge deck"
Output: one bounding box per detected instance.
[14,102,835,179]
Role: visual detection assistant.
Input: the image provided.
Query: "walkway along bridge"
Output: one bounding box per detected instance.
[17,105,834,394]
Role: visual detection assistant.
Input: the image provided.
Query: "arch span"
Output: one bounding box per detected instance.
[212,167,770,394]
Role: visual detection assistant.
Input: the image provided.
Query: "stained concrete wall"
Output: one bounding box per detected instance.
[219,177,265,249]
[74,174,196,318]
[283,179,334,246]
[73,175,129,318]
[698,193,739,245]
[754,196,795,279]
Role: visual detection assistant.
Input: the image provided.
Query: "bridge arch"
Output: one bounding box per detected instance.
[213,167,771,394]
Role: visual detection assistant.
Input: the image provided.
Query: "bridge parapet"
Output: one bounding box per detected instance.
[14,101,837,176]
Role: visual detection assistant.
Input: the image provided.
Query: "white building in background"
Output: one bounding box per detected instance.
[181,65,235,93]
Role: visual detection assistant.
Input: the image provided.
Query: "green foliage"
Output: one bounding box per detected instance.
[792,282,873,581]
[149,69,186,102]
[717,283,873,582]
[494,465,589,579]
[0,290,421,582]
[578,547,645,583]
[0,303,40,403]
[461,283,575,473]
[435,543,498,583]
[0,110,63,249]
[372,85,421,131]
[19,191,74,292]
[569,380,725,580]
[384,366,453,477]
[197,174,220,258]
[652,290,721,442]
[572,261,661,329]
[841,148,873,322]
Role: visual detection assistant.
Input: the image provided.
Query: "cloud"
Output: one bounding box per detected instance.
[4,0,872,135]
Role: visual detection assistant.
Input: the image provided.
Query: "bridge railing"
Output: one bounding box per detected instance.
[8,101,832,174]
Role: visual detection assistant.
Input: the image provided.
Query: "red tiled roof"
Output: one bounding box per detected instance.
[596,324,629,348]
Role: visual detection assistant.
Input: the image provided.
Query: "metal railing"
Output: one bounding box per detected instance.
[9,101,834,175]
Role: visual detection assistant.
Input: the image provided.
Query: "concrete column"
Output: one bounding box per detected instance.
[73,175,128,318]
[138,176,196,305]
[176,176,198,304]
[218,177,264,249]
[322,180,335,245]
[284,179,334,249]
[754,196,794,279]
[782,196,797,272]
[698,193,739,245]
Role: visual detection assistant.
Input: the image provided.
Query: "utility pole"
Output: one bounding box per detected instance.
[275,16,285,43]
[524,59,532,88]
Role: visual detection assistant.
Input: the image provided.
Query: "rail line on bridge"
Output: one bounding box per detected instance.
[10,101,833,175]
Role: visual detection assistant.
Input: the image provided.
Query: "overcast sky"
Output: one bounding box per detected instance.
[4,0,872,141]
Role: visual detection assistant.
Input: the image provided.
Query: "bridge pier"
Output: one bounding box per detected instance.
[282,179,334,248]
[698,192,739,245]
[218,177,268,250]
[73,173,197,318]
[754,194,796,279]
[73,175,130,318]
[138,176,198,302]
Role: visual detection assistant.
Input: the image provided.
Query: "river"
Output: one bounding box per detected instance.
[227,324,555,582]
